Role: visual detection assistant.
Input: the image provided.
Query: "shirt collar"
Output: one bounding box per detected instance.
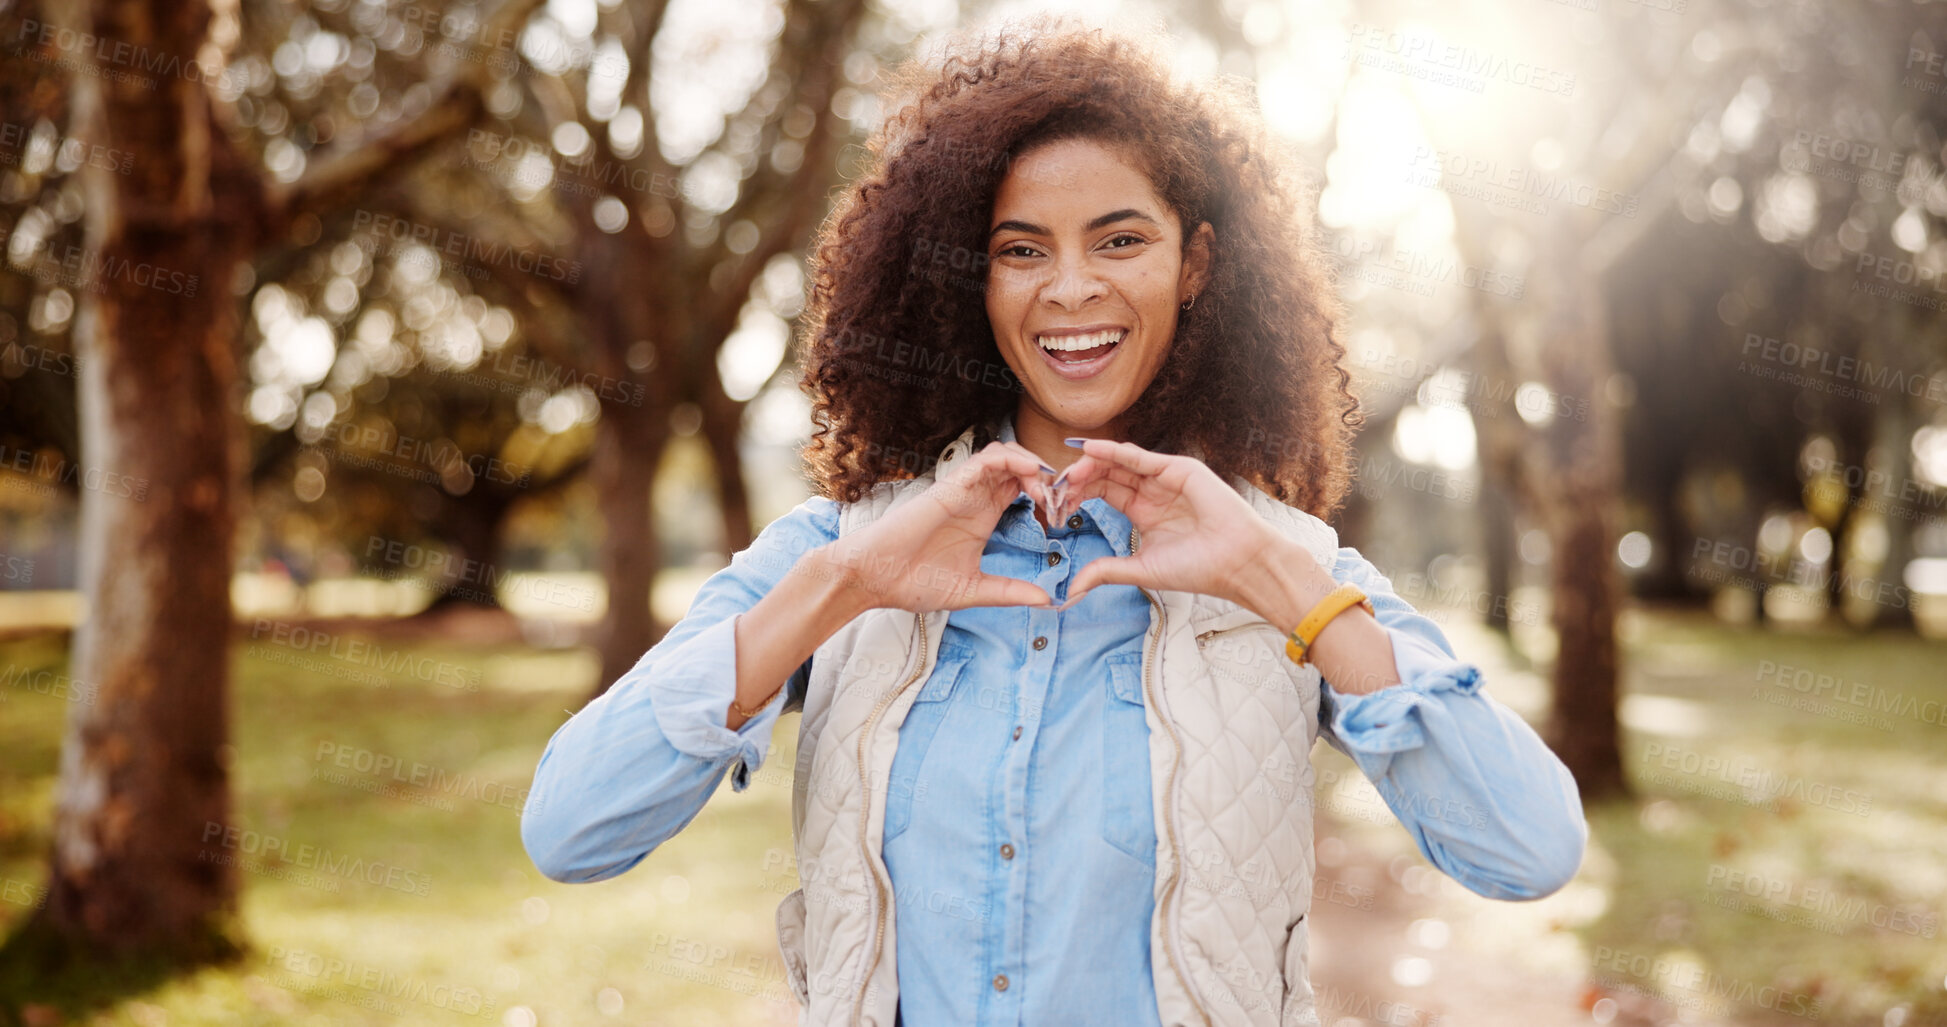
[994,411,1135,558]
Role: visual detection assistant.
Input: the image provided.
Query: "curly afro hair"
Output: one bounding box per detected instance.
[796,20,1361,519]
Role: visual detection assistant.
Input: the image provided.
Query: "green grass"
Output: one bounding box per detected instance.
[1295,607,1947,1026]
[0,630,802,1026]
[1,607,1944,1025]
[1584,611,1947,1025]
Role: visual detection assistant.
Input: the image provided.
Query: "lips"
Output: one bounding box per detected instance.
[1033,327,1127,381]
[1037,328,1126,356]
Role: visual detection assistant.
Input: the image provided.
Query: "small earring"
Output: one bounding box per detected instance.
[1180,294,1196,312]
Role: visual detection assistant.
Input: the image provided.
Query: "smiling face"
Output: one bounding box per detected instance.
[985,136,1211,444]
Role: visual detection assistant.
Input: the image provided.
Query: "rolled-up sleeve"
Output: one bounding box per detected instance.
[520,495,841,883]
[1316,547,1588,901]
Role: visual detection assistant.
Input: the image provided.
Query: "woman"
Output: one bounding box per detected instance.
[521,24,1586,1027]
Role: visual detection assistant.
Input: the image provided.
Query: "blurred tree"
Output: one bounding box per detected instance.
[10,0,542,961]
[1648,0,1947,629]
[448,0,872,694]
[1443,0,1945,794]
[240,204,593,613]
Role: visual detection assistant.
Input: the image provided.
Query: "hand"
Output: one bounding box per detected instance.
[823,441,1058,614]
[1053,438,1329,611]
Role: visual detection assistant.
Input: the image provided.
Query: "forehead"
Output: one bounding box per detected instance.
[989,137,1169,226]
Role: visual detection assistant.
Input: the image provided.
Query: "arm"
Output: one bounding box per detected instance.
[1051,439,1584,899]
[1311,547,1587,900]
[519,495,850,883]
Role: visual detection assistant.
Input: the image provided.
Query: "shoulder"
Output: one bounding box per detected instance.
[1232,476,1340,563]
[735,495,843,563]
[832,471,943,536]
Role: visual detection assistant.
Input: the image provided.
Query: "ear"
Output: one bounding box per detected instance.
[1180,221,1215,301]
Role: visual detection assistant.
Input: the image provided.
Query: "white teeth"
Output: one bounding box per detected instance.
[1037,329,1126,352]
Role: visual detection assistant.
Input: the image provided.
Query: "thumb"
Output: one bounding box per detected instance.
[963,572,1057,610]
[1061,556,1144,610]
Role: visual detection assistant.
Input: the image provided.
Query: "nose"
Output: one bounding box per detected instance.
[1039,253,1108,310]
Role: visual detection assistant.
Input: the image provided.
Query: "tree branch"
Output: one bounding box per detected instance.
[697,0,865,339]
[266,0,549,227]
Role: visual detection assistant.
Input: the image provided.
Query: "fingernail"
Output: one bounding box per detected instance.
[1038,462,1057,475]
[1063,437,1088,448]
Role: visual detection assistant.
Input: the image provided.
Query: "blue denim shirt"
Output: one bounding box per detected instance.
[522,423,1588,1027]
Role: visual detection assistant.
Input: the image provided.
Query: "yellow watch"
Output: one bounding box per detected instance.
[1284,582,1374,667]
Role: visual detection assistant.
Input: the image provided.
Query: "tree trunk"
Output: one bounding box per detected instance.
[1639,474,1695,600]
[699,384,754,556]
[1851,310,1919,630]
[416,487,513,611]
[45,244,245,956]
[1478,482,1518,633]
[26,0,246,958]
[590,397,669,698]
[1534,254,1630,802]
[1466,322,1522,633]
[1334,407,1397,553]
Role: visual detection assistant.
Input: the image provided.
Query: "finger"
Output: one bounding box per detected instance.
[1051,456,1110,513]
[1070,555,1145,597]
[1077,475,1140,515]
[1000,441,1069,519]
[1057,471,1140,521]
[1053,454,1098,489]
[963,572,1056,610]
[950,445,1040,515]
[1052,478,1094,523]
[975,441,1045,486]
[1057,467,1107,521]
[997,439,1055,476]
[1081,439,1175,478]
[1058,455,1142,493]
[962,440,1037,479]
[1058,555,1148,611]
[932,469,1005,522]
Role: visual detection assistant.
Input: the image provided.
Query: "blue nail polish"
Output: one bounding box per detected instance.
[1064,437,1088,448]
[1039,462,1057,474]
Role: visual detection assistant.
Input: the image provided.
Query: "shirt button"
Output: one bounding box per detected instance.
[993,973,1009,992]
[1032,636,1048,650]
[1012,725,1022,740]
[1067,514,1084,529]
[1046,551,1061,566]
[1000,843,1015,860]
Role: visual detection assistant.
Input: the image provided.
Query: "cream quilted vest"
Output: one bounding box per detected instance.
[773,423,1342,1026]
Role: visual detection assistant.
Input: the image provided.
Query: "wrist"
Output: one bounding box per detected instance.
[804,540,880,620]
[1234,532,1338,631]
[726,545,870,729]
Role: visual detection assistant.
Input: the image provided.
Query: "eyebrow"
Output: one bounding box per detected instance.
[988,208,1162,238]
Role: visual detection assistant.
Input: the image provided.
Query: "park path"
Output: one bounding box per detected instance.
[1303,616,1702,1027]
[1305,820,1681,1027]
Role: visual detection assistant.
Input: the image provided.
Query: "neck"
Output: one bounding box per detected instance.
[1011,402,1125,474]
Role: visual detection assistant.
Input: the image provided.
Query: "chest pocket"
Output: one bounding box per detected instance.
[882,643,975,842]
[1099,651,1156,866]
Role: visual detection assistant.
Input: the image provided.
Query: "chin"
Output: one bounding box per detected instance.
[1035,392,1128,429]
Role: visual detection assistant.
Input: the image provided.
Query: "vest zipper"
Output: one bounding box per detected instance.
[852,610,929,1024]
[1132,525,1215,1027]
